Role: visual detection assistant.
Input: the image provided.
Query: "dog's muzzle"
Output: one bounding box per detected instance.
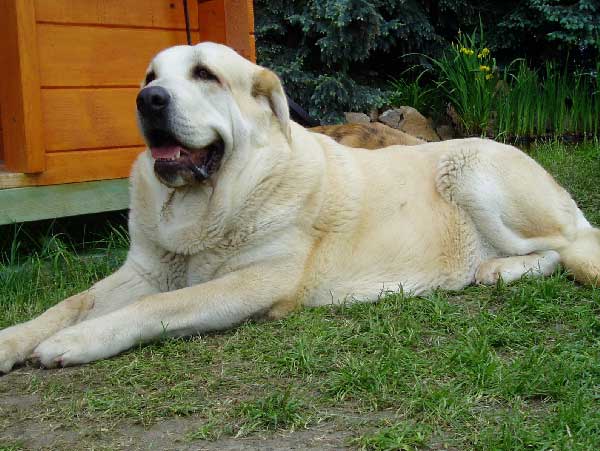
[136,86,225,187]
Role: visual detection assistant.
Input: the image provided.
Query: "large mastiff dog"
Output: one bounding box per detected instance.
[1,43,599,373]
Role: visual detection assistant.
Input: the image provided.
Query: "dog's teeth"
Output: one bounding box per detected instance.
[175,150,180,159]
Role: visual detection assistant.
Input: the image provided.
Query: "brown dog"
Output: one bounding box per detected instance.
[310,122,425,149]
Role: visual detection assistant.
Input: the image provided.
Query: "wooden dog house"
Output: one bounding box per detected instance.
[0,0,255,224]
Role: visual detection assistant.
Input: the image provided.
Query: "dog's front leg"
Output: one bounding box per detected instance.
[33,260,300,368]
[0,256,161,373]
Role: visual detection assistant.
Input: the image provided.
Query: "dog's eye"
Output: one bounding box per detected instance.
[144,71,156,86]
[192,65,218,82]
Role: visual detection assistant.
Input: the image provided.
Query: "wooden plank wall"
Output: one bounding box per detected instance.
[31,0,200,185]
[223,0,255,62]
[0,104,4,162]
[0,0,45,173]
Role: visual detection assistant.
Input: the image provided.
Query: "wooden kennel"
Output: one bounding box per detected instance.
[0,0,255,224]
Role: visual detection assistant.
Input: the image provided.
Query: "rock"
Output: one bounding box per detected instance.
[378,109,403,129]
[344,112,371,124]
[378,106,439,142]
[368,107,380,122]
[436,124,455,140]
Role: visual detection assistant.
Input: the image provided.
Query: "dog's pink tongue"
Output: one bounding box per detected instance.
[150,145,181,159]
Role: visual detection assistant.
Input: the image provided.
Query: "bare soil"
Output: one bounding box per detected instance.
[0,367,354,451]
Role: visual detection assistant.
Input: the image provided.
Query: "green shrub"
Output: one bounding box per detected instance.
[255,0,600,123]
[496,0,600,61]
[255,0,474,123]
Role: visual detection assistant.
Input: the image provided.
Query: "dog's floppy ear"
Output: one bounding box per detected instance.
[252,69,291,141]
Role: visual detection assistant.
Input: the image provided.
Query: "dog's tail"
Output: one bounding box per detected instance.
[559,227,600,286]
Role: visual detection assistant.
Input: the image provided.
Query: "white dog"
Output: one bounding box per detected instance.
[0,43,598,373]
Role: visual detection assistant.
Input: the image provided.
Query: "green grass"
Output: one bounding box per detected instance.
[354,421,431,451]
[0,444,25,451]
[1,141,599,450]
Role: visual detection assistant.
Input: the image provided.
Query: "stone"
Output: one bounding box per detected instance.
[378,109,403,129]
[368,107,380,122]
[378,106,439,142]
[344,112,371,124]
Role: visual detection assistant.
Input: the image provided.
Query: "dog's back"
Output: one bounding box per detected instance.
[310,122,425,149]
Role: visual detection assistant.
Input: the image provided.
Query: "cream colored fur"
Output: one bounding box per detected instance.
[0,43,598,373]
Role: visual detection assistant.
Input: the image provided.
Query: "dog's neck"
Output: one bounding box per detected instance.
[130,122,328,257]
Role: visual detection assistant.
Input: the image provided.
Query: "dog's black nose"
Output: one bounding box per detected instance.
[136,86,170,116]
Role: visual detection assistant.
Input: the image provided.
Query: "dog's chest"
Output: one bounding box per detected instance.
[184,250,232,286]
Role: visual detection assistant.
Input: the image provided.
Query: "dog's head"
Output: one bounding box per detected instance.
[136,42,290,188]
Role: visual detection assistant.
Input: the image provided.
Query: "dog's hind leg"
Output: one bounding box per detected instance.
[436,139,600,285]
[475,250,560,285]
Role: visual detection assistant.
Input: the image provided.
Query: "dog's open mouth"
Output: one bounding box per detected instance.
[146,129,225,185]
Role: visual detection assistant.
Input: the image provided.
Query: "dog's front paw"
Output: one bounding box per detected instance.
[0,336,21,374]
[0,325,38,374]
[33,325,108,368]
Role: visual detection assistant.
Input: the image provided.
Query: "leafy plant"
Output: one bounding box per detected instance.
[388,68,438,116]
[425,27,499,135]
[418,22,600,140]
[494,61,600,139]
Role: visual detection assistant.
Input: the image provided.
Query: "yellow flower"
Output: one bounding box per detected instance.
[485,73,493,80]
[477,48,490,59]
[460,47,474,56]
[479,65,491,72]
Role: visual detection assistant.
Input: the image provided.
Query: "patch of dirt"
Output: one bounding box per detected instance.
[0,367,355,451]
[190,427,352,451]
[116,421,352,451]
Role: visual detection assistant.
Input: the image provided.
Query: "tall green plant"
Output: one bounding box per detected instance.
[494,61,600,139]
[427,28,498,135]
[495,61,542,138]
[388,69,438,115]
